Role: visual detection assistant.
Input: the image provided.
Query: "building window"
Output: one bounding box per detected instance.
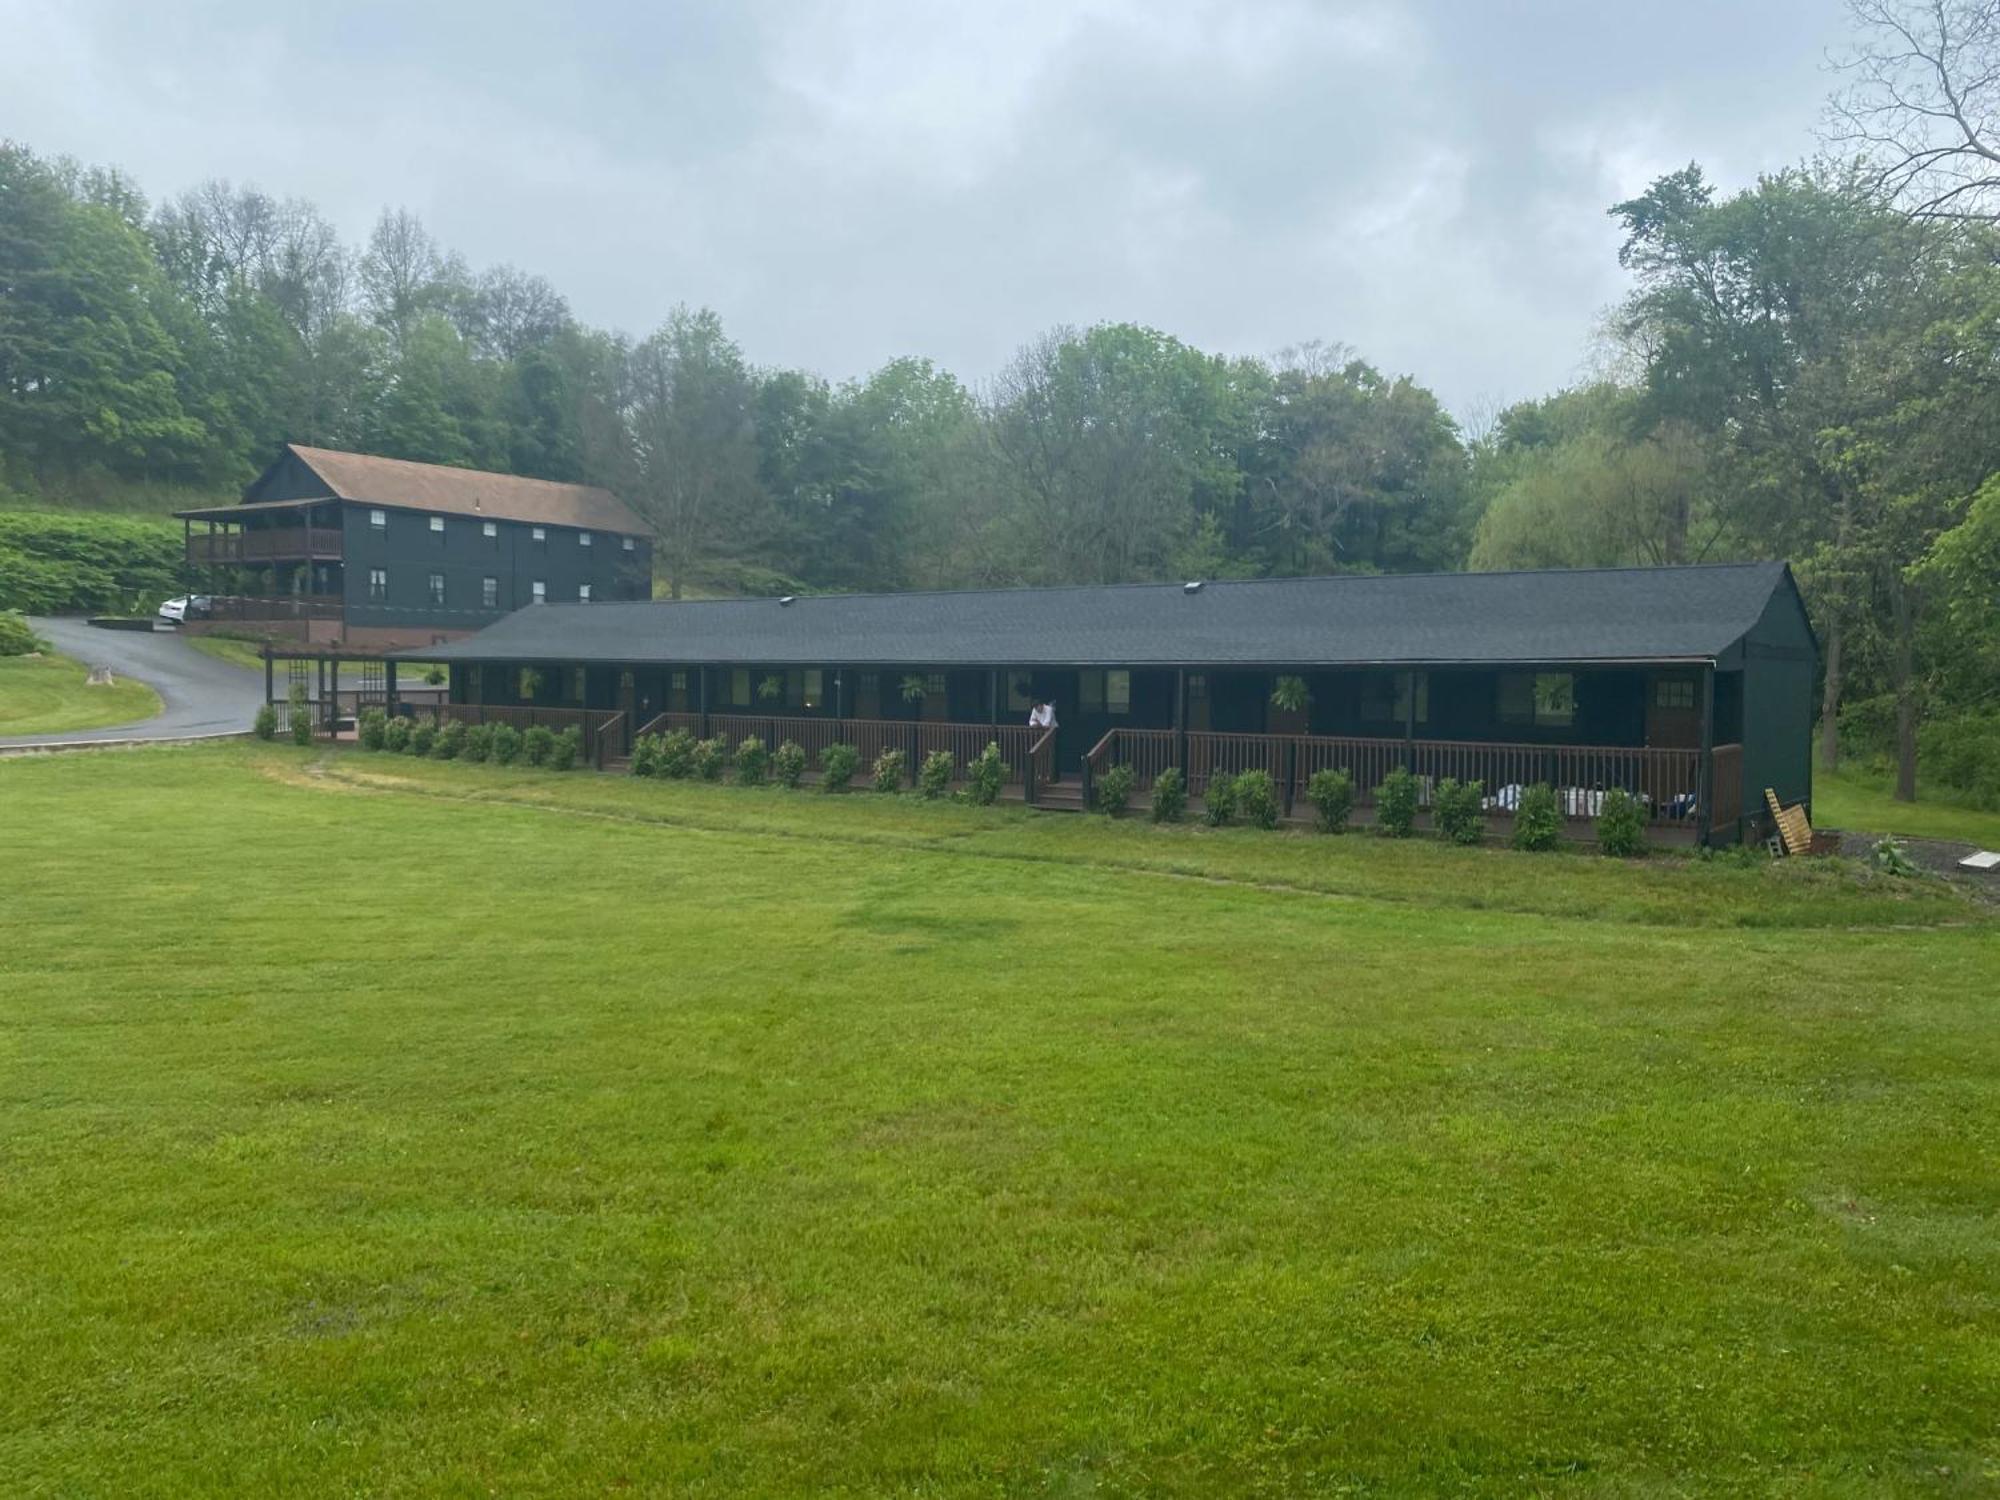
[368,508,386,530]
[925,672,946,696]
[622,536,635,552]
[482,520,497,539]
[578,531,592,548]
[1499,671,1575,728]
[670,670,687,692]
[578,583,591,602]
[730,667,752,707]
[1006,674,1033,712]
[531,579,546,602]
[803,669,823,710]
[482,576,499,609]
[368,567,387,602]
[569,667,586,703]
[1655,677,1696,710]
[532,526,546,543]
[1361,671,1429,725]
[428,572,446,606]
[429,515,444,534]
[1079,669,1131,715]
[519,667,539,700]
[467,665,482,699]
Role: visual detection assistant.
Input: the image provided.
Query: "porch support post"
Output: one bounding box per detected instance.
[262,643,273,709]
[1402,669,1416,771]
[1698,659,1716,848]
[1174,669,1187,778]
[386,658,399,718]
[699,666,710,739]
[988,670,998,725]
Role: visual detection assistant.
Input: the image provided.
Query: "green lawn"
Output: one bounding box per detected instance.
[0,651,162,736]
[2,745,1995,1496]
[1816,764,2000,847]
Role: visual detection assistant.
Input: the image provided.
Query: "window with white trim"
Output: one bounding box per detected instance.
[427,572,446,606]
[369,508,386,530]
[621,536,635,552]
[578,531,592,548]
[482,576,498,609]
[531,526,546,543]
[367,567,387,601]
[578,583,591,602]
[482,520,497,539]
[429,515,444,534]
[531,579,546,602]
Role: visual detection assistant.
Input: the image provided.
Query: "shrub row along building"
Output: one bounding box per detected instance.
[409,561,1816,845]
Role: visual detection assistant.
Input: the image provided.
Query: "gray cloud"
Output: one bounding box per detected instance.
[1,0,1848,414]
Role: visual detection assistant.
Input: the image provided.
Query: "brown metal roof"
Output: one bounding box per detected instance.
[285,445,648,535]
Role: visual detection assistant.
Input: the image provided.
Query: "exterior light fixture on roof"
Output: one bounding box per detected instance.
[1184,580,1205,594]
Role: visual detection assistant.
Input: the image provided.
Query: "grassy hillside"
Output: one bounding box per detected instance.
[1,743,1993,1494]
[1817,764,2000,848]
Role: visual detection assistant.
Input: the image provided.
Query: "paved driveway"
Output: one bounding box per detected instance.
[1,618,265,746]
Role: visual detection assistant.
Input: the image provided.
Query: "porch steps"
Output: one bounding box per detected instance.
[1031,782,1088,813]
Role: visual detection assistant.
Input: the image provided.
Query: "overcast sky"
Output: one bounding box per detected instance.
[2,1,1853,415]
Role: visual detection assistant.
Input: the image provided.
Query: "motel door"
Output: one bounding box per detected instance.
[1647,673,1700,748]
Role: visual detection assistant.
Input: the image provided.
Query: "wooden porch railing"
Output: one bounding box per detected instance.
[1088,727,1707,827]
[188,527,343,564]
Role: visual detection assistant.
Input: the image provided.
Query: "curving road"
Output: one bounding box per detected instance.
[0,617,265,747]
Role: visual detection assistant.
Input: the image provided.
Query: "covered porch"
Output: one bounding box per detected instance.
[441,658,1747,841]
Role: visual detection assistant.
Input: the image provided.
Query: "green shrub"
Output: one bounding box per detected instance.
[1150,766,1186,823]
[692,736,728,781]
[1432,777,1485,845]
[1234,769,1280,829]
[0,511,181,616]
[771,739,808,789]
[918,748,955,798]
[424,665,446,686]
[1094,763,1136,815]
[0,610,45,655]
[631,733,660,777]
[357,706,387,750]
[489,722,522,764]
[461,723,495,763]
[657,730,696,779]
[408,720,437,757]
[1595,788,1647,857]
[1376,767,1419,837]
[253,703,277,740]
[1511,783,1562,852]
[872,747,906,793]
[735,736,770,786]
[965,741,1006,805]
[548,725,582,771]
[1872,835,1920,877]
[1918,711,2000,809]
[521,724,555,767]
[821,743,860,791]
[1202,773,1236,826]
[431,718,467,760]
[381,714,412,754]
[1305,767,1354,833]
[287,683,312,746]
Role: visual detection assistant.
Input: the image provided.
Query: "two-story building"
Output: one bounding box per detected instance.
[175,445,653,650]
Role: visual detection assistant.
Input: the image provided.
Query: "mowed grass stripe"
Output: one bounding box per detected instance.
[0,745,1995,1495]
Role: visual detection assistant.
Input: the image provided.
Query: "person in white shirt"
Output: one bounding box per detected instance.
[1028,698,1059,780]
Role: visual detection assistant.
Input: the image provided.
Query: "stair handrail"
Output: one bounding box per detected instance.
[1025,726,1056,806]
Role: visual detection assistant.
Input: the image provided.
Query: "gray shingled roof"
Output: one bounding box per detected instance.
[418,562,1795,668]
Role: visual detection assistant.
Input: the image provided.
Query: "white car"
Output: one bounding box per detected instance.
[157,594,212,623]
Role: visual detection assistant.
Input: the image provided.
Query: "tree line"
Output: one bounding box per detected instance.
[1,0,1997,805]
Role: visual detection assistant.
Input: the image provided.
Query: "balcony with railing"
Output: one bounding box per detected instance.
[186,527,345,565]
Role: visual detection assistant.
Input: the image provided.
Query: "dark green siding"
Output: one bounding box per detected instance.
[1735,577,1817,832]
